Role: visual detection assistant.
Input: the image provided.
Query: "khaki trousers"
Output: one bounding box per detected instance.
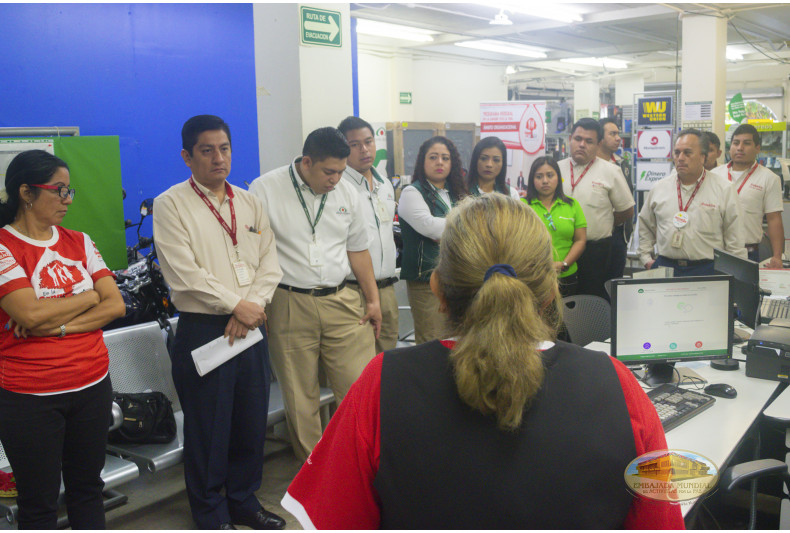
[267,286,375,461]
[352,284,399,354]
[406,280,448,345]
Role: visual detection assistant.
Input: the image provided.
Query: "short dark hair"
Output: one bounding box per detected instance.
[466,136,508,194]
[598,117,619,130]
[731,123,761,146]
[677,128,710,156]
[302,127,350,162]
[182,115,231,155]
[0,150,69,226]
[337,116,375,138]
[526,156,573,205]
[412,136,468,203]
[570,118,603,143]
[702,131,721,150]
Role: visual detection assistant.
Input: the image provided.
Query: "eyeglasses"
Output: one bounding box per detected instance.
[543,212,556,231]
[30,184,76,200]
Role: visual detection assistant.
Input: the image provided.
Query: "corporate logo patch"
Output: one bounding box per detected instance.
[625,449,718,502]
[0,248,17,276]
[337,206,350,214]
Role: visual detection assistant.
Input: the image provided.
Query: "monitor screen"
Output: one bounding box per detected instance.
[713,248,759,329]
[611,275,733,365]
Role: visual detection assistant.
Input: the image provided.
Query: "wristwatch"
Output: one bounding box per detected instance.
[561,261,569,272]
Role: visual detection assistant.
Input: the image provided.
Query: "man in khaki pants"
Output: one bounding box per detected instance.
[338,116,399,353]
[249,127,381,461]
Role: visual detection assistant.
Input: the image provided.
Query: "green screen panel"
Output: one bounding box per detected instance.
[55,136,126,270]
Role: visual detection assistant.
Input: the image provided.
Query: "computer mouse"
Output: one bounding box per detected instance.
[704,383,737,399]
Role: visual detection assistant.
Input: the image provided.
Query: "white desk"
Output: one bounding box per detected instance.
[587,341,782,517]
[764,385,790,422]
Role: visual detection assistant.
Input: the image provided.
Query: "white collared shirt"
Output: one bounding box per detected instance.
[398,182,452,241]
[249,158,372,289]
[711,163,783,244]
[342,166,397,280]
[638,170,745,263]
[153,177,282,314]
[558,157,634,241]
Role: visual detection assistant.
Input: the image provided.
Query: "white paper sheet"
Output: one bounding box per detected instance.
[191,327,263,377]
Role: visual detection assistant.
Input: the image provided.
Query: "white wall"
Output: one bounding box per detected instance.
[357,50,508,124]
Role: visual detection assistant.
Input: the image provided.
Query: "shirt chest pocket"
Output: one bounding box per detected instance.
[586,184,610,208]
[695,205,721,236]
[236,228,262,270]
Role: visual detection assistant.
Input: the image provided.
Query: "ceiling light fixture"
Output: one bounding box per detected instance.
[726,47,744,61]
[493,3,583,24]
[561,57,629,69]
[354,19,437,42]
[455,39,547,59]
[490,9,513,25]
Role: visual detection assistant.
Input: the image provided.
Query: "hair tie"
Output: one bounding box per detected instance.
[484,263,517,282]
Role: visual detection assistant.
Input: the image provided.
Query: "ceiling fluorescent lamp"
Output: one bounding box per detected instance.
[561,57,629,69]
[490,9,513,25]
[355,19,436,42]
[496,3,582,24]
[455,40,547,59]
[726,47,744,61]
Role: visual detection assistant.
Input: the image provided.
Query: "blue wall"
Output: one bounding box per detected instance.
[0,3,259,245]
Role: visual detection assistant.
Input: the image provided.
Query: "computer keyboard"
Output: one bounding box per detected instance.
[647,384,716,432]
[761,297,790,322]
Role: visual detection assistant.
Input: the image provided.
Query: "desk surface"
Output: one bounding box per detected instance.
[764,384,790,421]
[587,341,781,517]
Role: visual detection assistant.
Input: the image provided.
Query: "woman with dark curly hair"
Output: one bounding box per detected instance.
[466,136,520,200]
[398,136,467,344]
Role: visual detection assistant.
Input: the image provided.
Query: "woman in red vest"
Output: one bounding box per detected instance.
[282,194,683,529]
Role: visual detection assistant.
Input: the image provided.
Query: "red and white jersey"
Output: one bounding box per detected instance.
[0,225,114,394]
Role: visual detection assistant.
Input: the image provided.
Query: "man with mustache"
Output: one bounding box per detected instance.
[638,129,745,277]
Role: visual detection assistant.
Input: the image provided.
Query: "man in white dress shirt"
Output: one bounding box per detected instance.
[337,116,399,353]
[248,127,381,461]
[559,118,634,299]
[638,129,745,277]
[711,124,784,267]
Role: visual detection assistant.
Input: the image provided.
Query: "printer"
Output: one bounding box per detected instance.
[744,323,790,383]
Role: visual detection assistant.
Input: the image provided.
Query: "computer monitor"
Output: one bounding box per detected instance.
[713,248,760,329]
[611,275,734,385]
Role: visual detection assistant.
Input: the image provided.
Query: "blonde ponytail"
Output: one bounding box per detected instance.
[436,194,562,431]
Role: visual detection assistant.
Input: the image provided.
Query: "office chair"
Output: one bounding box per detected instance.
[719,458,790,529]
[560,295,611,347]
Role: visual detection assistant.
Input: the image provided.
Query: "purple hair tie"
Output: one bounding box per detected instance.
[484,263,517,282]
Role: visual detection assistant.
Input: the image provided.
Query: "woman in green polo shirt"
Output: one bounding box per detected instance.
[524,156,587,296]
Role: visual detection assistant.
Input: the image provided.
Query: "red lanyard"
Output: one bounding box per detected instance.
[189,177,237,246]
[611,155,617,163]
[727,161,758,195]
[677,171,706,212]
[570,158,595,192]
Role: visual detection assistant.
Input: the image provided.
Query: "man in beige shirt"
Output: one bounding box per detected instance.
[559,117,634,299]
[153,115,285,530]
[711,123,784,267]
[638,129,745,277]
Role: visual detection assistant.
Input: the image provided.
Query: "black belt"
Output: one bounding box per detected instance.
[277,282,346,297]
[745,243,760,252]
[657,256,712,268]
[586,237,612,245]
[347,277,398,289]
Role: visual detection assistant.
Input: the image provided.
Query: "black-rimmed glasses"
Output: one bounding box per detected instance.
[30,184,76,200]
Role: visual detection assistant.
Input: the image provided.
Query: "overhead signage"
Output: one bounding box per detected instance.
[637,130,673,159]
[300,6,341,47]
[399,92,412,105]
[638,96,673,127]
[636,161,672,191]
[725,121,787,133]
[728,93,746,123]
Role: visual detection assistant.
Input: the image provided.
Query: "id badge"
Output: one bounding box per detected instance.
[671,231,683,248]
[233,260,252,286]
[376,198,391,223]
[308,241,324,266]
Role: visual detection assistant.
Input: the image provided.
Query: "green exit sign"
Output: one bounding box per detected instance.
[300,6,342,47]
[400,92,412,105]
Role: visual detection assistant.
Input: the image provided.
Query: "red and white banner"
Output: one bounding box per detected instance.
[480,101,546,192]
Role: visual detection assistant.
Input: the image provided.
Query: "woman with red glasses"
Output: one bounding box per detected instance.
[0,149,125,528]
